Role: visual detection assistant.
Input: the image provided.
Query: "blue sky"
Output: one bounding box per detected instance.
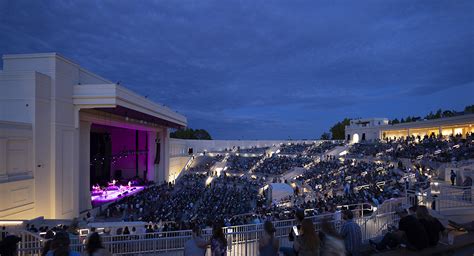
[1,0,473,139]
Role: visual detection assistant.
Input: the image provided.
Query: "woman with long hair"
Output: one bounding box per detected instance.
[416,206,445,247]
[319,219,345,256]
[84,232,111,256]
[258,221,279,256]
[211,223,227,256]
[46,231,80,256]
[294,219,320,256]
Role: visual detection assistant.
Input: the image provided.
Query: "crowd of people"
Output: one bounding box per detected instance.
[279,143,312,154]
[349,133,474,162]
[226,155,261,173]
[254,155,313,175]
[98,172,264,231]
[4,137,473,256]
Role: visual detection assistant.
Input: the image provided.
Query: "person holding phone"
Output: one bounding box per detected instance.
[294,219,320,256]
[280,209,305,256]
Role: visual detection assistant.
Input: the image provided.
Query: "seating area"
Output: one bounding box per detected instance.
[1,138,473,256]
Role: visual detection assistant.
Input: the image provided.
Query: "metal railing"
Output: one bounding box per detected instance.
[405,183,474,212]
[9,210,401,256]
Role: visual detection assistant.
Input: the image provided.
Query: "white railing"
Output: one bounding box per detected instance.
[434,185,473,210]
[10,211,400,256]
[405,183,474,212]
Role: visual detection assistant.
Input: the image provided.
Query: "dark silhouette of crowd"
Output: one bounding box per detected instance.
[254,155,313,175]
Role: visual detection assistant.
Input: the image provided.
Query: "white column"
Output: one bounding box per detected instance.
[79,121,92,212]
[156,127,170,183]
[146,130,157,182]
[163,128,170,182]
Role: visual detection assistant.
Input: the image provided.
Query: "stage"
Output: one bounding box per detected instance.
[91,182,145,206]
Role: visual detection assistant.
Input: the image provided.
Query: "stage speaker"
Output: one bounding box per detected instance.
[114,170,122,180]
[188,148,193,155]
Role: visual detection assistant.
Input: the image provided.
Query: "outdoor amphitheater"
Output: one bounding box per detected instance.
[1,1,474,254]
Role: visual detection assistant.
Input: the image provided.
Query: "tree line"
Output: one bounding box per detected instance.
[322,104,474,140]
[170,128,212,140]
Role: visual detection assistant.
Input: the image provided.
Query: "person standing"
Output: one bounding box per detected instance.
[259,221,279,256]
[280,209,305,256]
[83,232,112,256]
[184,226,208,256]
[294,219,320,256]
[340,210,362,256]
[450,170,457,186]
[210,223,227,256]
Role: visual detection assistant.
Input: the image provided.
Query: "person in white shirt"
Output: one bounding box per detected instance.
[184,226,208,256]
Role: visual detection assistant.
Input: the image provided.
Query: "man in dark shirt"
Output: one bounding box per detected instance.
[370,209,429,251]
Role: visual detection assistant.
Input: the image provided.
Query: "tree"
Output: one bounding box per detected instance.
[442,110,454,118]
[320,132,331,140]
[390,118,400,125]
[170,128,212,140]
[330,118,351,140]
[465,105,474,114]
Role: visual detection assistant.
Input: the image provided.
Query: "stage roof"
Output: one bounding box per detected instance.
[73,83,186,128]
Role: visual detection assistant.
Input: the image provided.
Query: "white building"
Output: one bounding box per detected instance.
[0,53,186,219]
[346,115,474,143]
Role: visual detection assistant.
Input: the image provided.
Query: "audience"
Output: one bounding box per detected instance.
[370,208,428,251]
[294,219,320,256]
[210,223,227,256]
[319,219,345,256]
[17,136,474,255]
[416,206,445,247]
[184,226,208,256]
[0,235,21,256]
[84,232,111,256]
[46,231,81,256]
[258,221,279,256]
[340,210,362,256]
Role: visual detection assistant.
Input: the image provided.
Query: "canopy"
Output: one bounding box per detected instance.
[270,183,293,202]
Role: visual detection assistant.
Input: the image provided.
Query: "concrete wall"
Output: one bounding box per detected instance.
[170,139,320,156]
[169,156,191,182]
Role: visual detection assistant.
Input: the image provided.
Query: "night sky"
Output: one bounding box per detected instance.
[1,1,473,139]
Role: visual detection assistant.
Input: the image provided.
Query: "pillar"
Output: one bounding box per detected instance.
[146,130,157,182]
[79,121,91,212]
[156,127,170,183]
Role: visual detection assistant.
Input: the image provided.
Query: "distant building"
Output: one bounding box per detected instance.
[345,115,474,143]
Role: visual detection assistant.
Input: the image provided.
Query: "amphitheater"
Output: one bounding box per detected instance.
[1,53,474,255]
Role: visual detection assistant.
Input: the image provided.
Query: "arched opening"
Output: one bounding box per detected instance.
[347,134,351,141]
[352,133,360,144]
[362,133,366,141]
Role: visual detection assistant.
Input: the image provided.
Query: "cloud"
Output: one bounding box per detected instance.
[0,0,473,139]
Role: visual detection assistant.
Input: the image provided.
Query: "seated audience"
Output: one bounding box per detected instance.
[416,206,445,247]
[370,208,428,251]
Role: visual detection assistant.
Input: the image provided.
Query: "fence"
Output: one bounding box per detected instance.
[6,210,400,256]
[406,183,474,212]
